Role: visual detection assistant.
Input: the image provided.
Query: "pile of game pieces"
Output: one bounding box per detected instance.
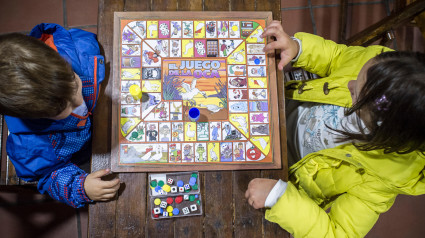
[149,171,202,219]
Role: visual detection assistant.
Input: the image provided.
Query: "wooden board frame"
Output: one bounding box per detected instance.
[111,11,281,172]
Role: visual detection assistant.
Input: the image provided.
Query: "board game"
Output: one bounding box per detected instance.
[111,12,281,172]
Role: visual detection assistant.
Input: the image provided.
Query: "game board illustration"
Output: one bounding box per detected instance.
[112,12,281,172]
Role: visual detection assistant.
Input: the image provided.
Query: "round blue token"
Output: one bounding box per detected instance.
[177,180,184,187]
[189,177,197,186]
[155,186,162,192]
[160,208,164,213]
[254,58,261,65]
[195,194,199,198]
[173,208,180,215]
[188,107,200,122]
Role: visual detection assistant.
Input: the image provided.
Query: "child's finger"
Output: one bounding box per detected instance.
[264,20,282,31]
[263,41,286,53]
[99,178,120,189]
[90,169,111,179]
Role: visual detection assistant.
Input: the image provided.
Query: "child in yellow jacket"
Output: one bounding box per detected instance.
[245,21,425,237]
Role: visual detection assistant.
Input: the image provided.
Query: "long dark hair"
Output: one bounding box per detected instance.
[336,51,425,154]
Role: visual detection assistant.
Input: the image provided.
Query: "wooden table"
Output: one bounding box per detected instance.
[89,1,288,237]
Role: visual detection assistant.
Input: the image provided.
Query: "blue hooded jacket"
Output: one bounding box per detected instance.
[5,23,105,208]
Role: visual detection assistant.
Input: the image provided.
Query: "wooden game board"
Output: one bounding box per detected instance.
[111,12,281,172]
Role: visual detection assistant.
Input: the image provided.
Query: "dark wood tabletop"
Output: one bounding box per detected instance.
[89,1,288,237]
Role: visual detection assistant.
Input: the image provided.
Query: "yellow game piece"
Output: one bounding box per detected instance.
[232,25,238,32]
[129,84,142,100]
[154,198,161,206]
[162,184,171,192]
[166,206,173,213]
[169,212,173,217]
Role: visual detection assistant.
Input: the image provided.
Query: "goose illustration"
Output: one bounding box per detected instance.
[232,116,248,134]
[180,78,207,106]
[140,146,154,161]
[200,103,224,114]
[121,70,140,79]
[250,29,264,43]
[209,143,218,161]
[150,145,163,161]
[186,124,196,138]
[251,137,267,150]
[143,80,159,91]
[148,24,157,37]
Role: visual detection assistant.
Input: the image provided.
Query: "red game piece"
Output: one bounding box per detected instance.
[175,195,183,204]
[167,197,174,204]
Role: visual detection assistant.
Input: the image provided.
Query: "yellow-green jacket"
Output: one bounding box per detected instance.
[265,32,425,237]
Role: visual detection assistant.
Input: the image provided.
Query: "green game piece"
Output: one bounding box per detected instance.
[189,195,195,201]
[150,180,157,187]
[192,184,198,190]
[197,200,201,204]
[158,180,165,187]
[191,173,198,178]
[185,189,191,193]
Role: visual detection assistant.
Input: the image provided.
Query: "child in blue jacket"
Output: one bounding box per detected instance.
[0,23,120,208]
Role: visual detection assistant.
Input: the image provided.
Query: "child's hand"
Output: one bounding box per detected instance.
[261,20,300,70]
[84,169,120,201]
[245,178,278,209]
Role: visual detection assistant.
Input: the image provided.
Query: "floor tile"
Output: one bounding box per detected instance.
[0,0,64,34]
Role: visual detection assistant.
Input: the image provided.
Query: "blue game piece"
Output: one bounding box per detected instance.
[189,177,197,186]
[195,194,199,199]
[254,58,261,65]
[160,208,164,213]
[177,180,184,187]
[173,208,180,215]
[155,186,162,192]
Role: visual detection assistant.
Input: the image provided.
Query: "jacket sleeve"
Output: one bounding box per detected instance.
[6,133,92,208]
[38,163,92,208]
[265,182,395,238]
[292,32,392,78]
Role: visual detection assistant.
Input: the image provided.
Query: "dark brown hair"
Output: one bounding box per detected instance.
[0,33,77,118]
[336,51,425,154]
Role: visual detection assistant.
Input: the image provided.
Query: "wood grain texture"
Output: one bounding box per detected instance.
[203,171,233,238]
[89,0,124,237]
[115,173,147,237]
[92,1,288,237]
[233,170,263,238]
[178,0,203,11]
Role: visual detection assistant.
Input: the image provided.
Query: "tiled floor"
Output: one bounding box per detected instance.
[0,0,424,237]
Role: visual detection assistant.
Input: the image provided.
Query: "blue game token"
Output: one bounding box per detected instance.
[155,186,162,192]
[177,180,184,187]
[160,208,164,213]
[254,58,261,65]
[189,177,197,186]
[195,194,199,198]
[173,208,180,215]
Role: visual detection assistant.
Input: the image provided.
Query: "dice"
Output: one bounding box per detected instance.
[153,207,161,215]
[160,201,167,208]
[171,186,178,193]
[182,207,190,215]
[190,204,197,212]
[184,184,191,190]
[183,195,189,200]
[162,211,169,217]
[167,178,174,184]
[178,187,185,192]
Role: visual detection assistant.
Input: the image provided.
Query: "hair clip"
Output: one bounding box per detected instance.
[375,95,389,111]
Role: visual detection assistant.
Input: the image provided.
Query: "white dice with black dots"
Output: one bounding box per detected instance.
[190,204,197,212]
[182,207,190,215]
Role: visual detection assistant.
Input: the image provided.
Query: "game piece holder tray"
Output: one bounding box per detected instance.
[149,172,203,219]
